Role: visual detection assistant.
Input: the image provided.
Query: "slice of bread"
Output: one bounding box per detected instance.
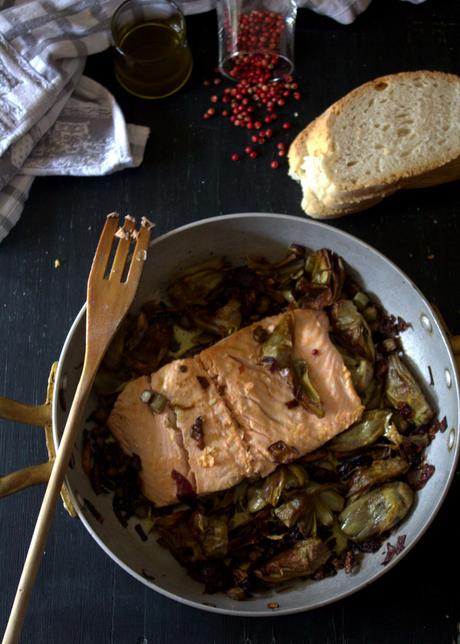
[289,71,460,218]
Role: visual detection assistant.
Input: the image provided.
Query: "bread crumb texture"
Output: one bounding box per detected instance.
[328,72,460,188]
[289,71,460,217]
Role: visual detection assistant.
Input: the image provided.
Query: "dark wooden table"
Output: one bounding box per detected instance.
[1,0,459,642]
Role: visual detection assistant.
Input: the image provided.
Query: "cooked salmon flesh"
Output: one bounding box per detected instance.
[107,309,363,506]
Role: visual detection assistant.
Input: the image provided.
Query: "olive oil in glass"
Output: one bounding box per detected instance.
[112,0,193,99]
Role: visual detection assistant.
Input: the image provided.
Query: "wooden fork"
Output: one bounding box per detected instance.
[3,213,153,644]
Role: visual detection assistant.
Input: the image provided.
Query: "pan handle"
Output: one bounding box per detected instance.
[0,363,77,517]
[450,336,460,355]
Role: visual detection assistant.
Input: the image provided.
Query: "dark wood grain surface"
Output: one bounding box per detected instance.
[1,0,459,642]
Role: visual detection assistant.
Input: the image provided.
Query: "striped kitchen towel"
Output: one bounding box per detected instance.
[180,0,427,24]
[0,0,150,243]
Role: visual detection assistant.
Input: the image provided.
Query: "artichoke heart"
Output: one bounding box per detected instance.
[339,348,374,394]
[168,257,227,306]
[331,299,375,363]
[292,359,325,418]
[261,314,293,368]
[247,468,288,513]
[329,409,392,454]
[385,354,433,427]
[339,481,414,542]
[255,538,330,584]
[188,299,242,337]
[347,457,410,497]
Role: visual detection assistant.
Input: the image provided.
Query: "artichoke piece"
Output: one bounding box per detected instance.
[190,512,229,559]
[385,354,434,427]
[297,249,345,309]
[285,464,308,489]
[229,510,252,531]
[331,300,375,363]
[347,457,409,497]
[167,257,227,306]
[339,481,414,542]
[247,468,287,513]
[361,378,383,410]
[274,493,309,528]
[330,520,349,555]
[383,418,404,447]
[168,325,214,360]
[255,538,330,585]
[149,391,168,414]
[305,483,345,528]
[292,359,325,418]
[339,348,374,394]
[329,409,392,454]
[247,245,305,275]
[125,320,173,374]
[188,299,242,337]
[264,468,290,504]
[156,521,204,564]
[352,291,370,311]
[261,314,293,369]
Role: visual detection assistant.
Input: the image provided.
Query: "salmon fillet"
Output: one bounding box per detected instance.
[200,309,363,478]
[107,376,191,506]
[151,358,252,496]
[107,309,363,506]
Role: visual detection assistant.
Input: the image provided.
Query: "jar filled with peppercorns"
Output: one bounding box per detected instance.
[216,0,297,82]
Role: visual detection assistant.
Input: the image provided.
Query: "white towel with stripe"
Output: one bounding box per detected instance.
[0,0,150,243]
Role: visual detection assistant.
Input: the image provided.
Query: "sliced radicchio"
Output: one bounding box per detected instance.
[268,440,299,464]
[190,416,205,450]
[196,375,210,390]
[171,469,196,502]
[381,534,406,565]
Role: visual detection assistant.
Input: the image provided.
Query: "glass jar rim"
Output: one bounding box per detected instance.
[111,0,186,62]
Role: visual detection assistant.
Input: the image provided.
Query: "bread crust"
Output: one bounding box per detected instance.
[289,70,460,217]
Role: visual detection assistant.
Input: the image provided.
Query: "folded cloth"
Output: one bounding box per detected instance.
[178,0,426,25]
[0,0,150,243]
[297,0,426,24]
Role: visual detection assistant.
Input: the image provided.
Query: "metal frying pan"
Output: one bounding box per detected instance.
[1,213,459,616]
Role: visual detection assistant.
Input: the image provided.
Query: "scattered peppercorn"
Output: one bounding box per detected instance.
[201,10,302,166]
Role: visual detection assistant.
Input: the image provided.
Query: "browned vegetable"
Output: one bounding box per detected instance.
[247,468,288,512]
[347,457,409,497]
[190,512,228,558]
[167,257,228,306]
[255,538,330,584]
[339,482,413,542]
[331,300,375,363]
[385,354,433,427]
[274,493,310,528]
[188,299,242,337]
[339,349,374,394]
[261,314,293,369]
[329,409,391,454]
[125,321,173,374]
[297,249,345,309]
[291,359,325,418]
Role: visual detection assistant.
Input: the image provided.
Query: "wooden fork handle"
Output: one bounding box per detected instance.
[2,367,94,644]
